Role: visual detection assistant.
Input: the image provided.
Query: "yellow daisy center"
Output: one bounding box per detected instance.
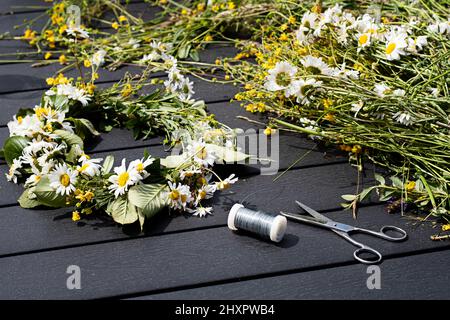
[359,34,369,45]
[199,190,207,200]
[136,163,144,172]
[78,163,90,172]
[17,116,23,124]
[196,146,208,160]
[60,174,71,187]
[169,190,180,200]
[180,194,187,203]
[386,43,396,55]
[117,172,130,187]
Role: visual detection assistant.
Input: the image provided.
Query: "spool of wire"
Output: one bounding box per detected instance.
[228,203,287,243]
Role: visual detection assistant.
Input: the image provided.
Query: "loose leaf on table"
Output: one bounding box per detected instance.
[106,196,139,225]
[206,144,250,163]
[18,188,42,208]
[160,154,186,168]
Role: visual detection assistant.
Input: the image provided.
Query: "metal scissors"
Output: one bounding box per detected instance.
[280,201,408,264]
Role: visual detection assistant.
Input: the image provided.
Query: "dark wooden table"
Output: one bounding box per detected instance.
[1,1,449,300]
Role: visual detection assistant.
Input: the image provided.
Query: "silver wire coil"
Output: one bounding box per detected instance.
[228,203,287,243]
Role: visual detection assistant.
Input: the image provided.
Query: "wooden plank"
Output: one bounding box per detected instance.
[0,1,51,14]
[0,44,237,94]
[0,204,446,299]
[134,249,450,300]
[0,161,372,256]
[0,2,161,36]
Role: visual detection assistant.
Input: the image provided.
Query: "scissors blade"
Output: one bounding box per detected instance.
[295,201,332,223]
[280,211,328,227]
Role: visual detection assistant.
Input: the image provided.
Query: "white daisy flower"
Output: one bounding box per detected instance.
[56,84,91,106]
[6,158,22,184]
[427,19,450,35]
[25,161,53,187]
[406,36,428,53]
[384,31,408,60]
[129,157,155,179]
[167,181,193,210]
[285,78,322,105]
[177,77,195,103]
[186,140,216,167]
[351,100,364,117]
[186,206,213,218]
[216,174,238,190]
[300,55,333,76]
[393,111,414,126]
[194,184,216,205]
[7,114,42,137]
[108,159,141,198]
[66,25,89,39]
[356,33,371,51]
[140,52,161,63]
[77,158,103,177]
[430,87,439,97]
[49,163,78,196]
[393,89,406,97]
[374,83,391,97]
[295,26,314,45]
[92,49,106,66]
[127,38,140,49]
[180,167,202,180]
[264,61,298,93]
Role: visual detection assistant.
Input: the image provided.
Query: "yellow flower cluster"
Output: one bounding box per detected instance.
[46,73,71,86]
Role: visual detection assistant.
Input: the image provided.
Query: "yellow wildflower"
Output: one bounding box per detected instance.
[405,181,416,192]
[111,21,119,30]
[118,15,128,23]
[212,4,220,12]
[204,35,213,42]
[59,24,68,34]
[44,52,52,60]
[72,211,81,222]
[264,127,276,136]
[228,2,236,10]
[197,3,206,11]
[121,83,133,97]
[351,145,362,154]
[442,224,450,231]
[83,59,92,68]
[288,16,296,24]
[46,77,55,86]
[58,54,67,65]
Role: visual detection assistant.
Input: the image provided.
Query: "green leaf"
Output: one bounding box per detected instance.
[34,176,68,208]
[374,173,385,185]
[390,176,403,188]
[341,194,357,201]
[3,136,29,165]
[65,145,80,163]
[178,44,191,59]
[128,184,168,218]
[53,95,69,111]
[106,196,139,225]
[189,49,200,62]
[53,129,84,148]
[359,187,375,202]
[18,188,42,208]
[206,144,250,163]
[102,155,114,174]
[160,155,186,168]
[67,117,100,139]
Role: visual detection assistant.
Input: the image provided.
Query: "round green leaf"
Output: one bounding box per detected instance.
[3,135,29,165]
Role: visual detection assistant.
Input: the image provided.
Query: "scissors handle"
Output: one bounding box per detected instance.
[335,230,383,264]
[355,225,407,241]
